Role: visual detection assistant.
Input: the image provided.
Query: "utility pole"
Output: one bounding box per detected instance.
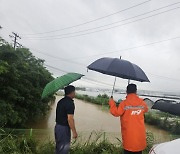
[9,32,22,49]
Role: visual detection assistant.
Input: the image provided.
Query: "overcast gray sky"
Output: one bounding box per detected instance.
[0,0,180,93]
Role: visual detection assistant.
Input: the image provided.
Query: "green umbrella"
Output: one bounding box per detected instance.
[41,73,84,99]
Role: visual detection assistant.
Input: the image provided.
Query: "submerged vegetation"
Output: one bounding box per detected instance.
[145,111,180,135]
[0,129,154,154]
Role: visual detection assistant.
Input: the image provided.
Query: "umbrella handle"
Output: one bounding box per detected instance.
[111,77,117,96]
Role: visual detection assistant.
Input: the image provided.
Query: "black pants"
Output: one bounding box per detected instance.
[124,149,142,154]
[55,124,71,154]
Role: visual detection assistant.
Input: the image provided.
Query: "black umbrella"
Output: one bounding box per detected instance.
[87,57,150,95]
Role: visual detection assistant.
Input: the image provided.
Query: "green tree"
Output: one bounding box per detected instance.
[0,43,54,127]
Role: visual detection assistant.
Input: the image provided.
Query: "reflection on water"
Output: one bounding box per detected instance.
[25,96,172,143]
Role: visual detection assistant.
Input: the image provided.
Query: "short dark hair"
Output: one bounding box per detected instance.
[127,84,137,94]
[64,85,75,95]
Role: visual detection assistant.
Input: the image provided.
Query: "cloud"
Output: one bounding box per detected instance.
[0,0,180,92]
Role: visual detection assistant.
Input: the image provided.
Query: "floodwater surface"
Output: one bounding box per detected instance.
[27,96,171,143]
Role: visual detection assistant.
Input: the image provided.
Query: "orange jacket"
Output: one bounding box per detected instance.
[109,94,148,152]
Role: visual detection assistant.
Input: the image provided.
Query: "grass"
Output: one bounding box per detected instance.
[70,131,154,154]
[145,111,180,135]
[76,94,109,106]
[0,129,154,154]
[70,131,123,154]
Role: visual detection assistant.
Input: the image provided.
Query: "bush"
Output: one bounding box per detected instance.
[145,112,161,126]
[76,94,109,106]
[0,44,55,127]
[172,121,180,134]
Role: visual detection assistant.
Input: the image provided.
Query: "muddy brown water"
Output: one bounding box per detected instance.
[23,96,173,144]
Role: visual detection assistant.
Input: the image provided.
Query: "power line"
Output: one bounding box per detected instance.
[23,35,180,68]
[23,6,180,40]
[21,42,180,83]
[44,64,113,87]
[45,64,67,73]
[148,73,180,82]
[46,64,180,97]
[9,32,22,49]
[45,54,180,83]
[38,49,180,82]
[25,42,180,84]
[26,47,85,67]
[23,2,180,39]
[71,35,180,60]
[21,0,151,36]
[45,64,180,89]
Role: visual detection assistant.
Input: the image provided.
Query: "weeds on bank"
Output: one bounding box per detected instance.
[0,128,154,154]
[76,94,109,106]
[145,112,180,135]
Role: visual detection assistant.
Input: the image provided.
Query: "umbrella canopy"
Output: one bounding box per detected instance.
[87,57,150,82]
[152,99,180,116]
[41,73,84,99]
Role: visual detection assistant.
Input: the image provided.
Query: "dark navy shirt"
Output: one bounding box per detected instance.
[56,96,75,126]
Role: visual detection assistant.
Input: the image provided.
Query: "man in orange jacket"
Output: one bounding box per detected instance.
[109,84,148,154]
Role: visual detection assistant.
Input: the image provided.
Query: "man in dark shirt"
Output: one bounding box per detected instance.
[55,85,78,154]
